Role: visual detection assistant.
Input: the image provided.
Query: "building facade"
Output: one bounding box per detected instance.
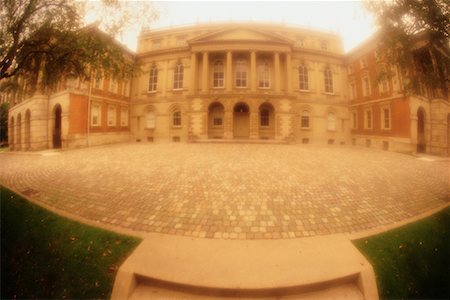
[4,22,450,155]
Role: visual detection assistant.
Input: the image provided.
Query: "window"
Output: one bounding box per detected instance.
[324,67,333,93]
[365,109,372,129]
[380,79,388,93]
[146,111,155,129]
[350,82,356,99]
[211,105,223,126]
[363,77,371,97]
[173,63,184,90]
[109,78,118,94]
[351,111,357,129]
[152,40,160,50]
[107,105,116,126]
[91,103,101,126]
[121,107,129,127]
[94,73,103,90]
[213,61,224,88]
[382,106,391,129]
[321,41,328,50]
[360,57,368,68]
[301,110,310,128]
[327,113,336,131]
[149,66,158,92]
[299,65,309,90]
[347,65,353,75]
[258,61,270,88]
[260,109,269,126]
[235,60,248,87]
[173,111,181,126]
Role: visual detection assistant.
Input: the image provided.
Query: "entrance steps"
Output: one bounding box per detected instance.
[111,234,378,300]
[191,138,289,145]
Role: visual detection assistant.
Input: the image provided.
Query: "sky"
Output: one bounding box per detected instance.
[87,0,377,53]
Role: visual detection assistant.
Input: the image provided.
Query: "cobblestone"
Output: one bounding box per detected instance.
[0,143,448,239]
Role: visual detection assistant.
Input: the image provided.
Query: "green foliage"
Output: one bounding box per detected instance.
[0,102,9,143]
[0,186,141,299]
[365,0,449,97]
[354,207,450,299]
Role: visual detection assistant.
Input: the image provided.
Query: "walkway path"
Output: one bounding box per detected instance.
[0,143,448,239]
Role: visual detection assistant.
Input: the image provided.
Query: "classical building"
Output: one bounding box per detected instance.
[4,22,450,155]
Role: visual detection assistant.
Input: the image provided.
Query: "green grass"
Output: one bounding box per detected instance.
[0,186,141,299]
[354,207,450,299]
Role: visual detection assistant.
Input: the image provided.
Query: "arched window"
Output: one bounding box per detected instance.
[260,109,269,126]
[173,111,181,126]
[145,111,155,129]
[148,65,158,92]
[213,61,224,88]
[324,67,333,93]
[173,63,184,89]
[235,60,248,87]
[301,110,310,128]
[258,61,270,88]
[299,65,309,90]
[327,112,336,131]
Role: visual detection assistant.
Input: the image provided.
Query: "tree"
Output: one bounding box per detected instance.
[0,0,158,92]
[365,0,449,98]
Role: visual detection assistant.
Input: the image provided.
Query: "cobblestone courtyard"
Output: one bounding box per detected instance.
[0,143,448,239]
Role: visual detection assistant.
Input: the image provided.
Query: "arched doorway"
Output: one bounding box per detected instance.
[53,104,62,149]
[233,102,249,138]
[208,102,224,138]
[25,110,31,150]
[10,117,14,150]
[259,103,275,139]
[16,113,22,151]
[417,107,426,153]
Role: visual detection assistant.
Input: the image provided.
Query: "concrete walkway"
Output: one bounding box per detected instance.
[0,143,448,239]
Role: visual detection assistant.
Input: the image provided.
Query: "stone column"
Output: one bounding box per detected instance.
[274,52,280,92]
[202,52,209,92]
[226,51,233,92]
[250,51,257,91]
[250,111,259,139]
[286,52,293,93]
[224,109,233,139]
[191,52,197,93]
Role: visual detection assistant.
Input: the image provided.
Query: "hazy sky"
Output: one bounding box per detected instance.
[88,0,377,52]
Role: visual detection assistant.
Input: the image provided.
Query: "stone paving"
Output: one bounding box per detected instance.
[0,143,448,239]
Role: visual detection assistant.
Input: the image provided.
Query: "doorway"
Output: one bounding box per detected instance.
[233,102,249,138]
[417,107,425,153]
[53,104,62,148]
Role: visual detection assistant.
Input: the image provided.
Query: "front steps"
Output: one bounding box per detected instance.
[191,138,289,145]
[111,234,378,299]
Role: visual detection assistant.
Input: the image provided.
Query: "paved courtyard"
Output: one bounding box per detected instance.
[0,143,448,239]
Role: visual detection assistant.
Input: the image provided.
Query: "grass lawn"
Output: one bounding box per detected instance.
[0,186,141,299]
[354,206,449,299]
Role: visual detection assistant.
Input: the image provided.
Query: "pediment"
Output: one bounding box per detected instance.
[188,27,293,45]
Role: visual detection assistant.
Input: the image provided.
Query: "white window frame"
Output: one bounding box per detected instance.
[299,64,309,91]
[109,78,118,94]
[301,110,310,129]
[120,107,129,127]
[213,60,224,88]
[363,77,371,97]
[258,60,270,89]
[324,67,333,93]
[172,111,181,127]
[94,73,103,90]
[145,111,155,129]
[173,63,184,90]
[327,112,336,131]
[364,108,373,129]
[235,59,248,88]
[107,105,117,127]
[148,66,158,92]
[91,102,101,127]
[381,105,391,130]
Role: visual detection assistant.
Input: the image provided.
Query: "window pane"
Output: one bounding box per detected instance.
[173,111,181,126]
[260,109,269,126]
[301,110,309,128]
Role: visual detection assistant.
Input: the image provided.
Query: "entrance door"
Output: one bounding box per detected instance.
[53,104,62,148]
[233,103,249,138]
[417,108,425,153]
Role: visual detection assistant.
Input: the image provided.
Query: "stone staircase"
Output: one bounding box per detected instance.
[111,233,378,299]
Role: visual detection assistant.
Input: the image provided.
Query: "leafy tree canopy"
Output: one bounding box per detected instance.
[365,0,449,97]
[0,0,158,93]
